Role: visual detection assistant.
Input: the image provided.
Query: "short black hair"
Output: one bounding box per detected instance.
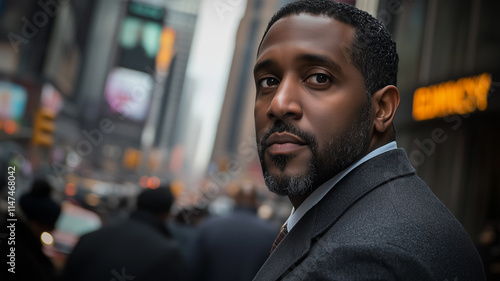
[136,186,174,215]
[19,178,61,229]
[258,0,399,97]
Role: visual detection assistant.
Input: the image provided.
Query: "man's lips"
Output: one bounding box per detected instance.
[265,132,307,155]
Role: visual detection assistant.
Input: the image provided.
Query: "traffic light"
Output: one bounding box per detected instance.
[123,148,142,170]
[156,27,176,73]
[32,108,56,147]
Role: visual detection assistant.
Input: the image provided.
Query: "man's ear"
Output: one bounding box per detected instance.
[371,85,400,133]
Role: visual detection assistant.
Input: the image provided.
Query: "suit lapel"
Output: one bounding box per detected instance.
[253,149,416,281]
[311,149,415,238]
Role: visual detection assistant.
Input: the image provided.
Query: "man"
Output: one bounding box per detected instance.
[190,181,276,281]
[252,1,485,280]
[62,186,186,281]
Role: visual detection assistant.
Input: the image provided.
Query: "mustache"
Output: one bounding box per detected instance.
[259,120,315,150]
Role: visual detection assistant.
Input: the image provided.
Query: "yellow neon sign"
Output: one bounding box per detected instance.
[412,73,492,121]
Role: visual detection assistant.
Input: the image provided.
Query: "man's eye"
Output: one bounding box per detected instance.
[307,74,330,84]
[259,77,279,88]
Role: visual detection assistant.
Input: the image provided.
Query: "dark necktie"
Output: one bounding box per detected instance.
[270,223,288,254]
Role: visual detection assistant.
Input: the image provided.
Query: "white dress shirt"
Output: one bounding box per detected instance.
[286,141,398,232]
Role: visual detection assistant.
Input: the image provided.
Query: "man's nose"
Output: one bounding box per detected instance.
[266,77,303,120]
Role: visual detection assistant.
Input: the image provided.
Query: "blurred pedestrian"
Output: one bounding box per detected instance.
[190,180,276,281]
[61,186,186,281]
[477,220,500,279]
[168,205,208,267]
[252,0,485,280]
[0,178,62,281]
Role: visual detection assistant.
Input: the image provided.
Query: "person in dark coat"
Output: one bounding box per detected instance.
[168,206,208,268]
[0,178,62,281]
[252,1,485,280]
[61,186,186,281]
[190,181,277,281]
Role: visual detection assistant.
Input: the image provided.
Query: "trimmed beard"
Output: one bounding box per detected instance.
[258,103,371,197]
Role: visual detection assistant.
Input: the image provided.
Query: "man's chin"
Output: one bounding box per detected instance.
[263,171,315,197]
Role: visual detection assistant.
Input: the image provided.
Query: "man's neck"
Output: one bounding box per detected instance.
[286,140,396,210]
[288,193,312,210]
[286,148,372,209]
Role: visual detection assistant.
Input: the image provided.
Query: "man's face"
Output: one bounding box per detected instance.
[254,14,371,197]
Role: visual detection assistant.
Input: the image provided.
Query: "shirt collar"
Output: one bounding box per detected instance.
[286,141,398,232]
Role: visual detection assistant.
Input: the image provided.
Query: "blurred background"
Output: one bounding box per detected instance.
[0,0,499,278]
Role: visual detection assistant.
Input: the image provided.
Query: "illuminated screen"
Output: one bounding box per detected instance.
[0,81,27,121]
[104,67,153,121]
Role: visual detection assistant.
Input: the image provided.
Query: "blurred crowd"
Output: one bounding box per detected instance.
[0,170,283,281]
[2,173,500,280]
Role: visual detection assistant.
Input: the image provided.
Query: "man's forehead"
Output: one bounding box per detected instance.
[258,13,355,57]
[256,13,356,70]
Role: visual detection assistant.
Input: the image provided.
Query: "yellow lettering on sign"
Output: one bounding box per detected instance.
[412,73,492,121]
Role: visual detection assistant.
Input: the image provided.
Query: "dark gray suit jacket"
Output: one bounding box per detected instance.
[253,149,485,280]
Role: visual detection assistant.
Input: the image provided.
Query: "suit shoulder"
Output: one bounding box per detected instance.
[314,174,485,280]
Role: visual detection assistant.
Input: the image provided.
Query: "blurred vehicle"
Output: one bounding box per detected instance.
[43,201,102,270]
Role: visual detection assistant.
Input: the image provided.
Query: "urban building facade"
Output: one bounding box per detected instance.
[0,0,202,191]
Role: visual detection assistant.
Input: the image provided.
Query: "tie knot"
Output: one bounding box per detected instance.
[281,223,288,235]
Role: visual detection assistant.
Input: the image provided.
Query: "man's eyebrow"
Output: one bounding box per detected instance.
[296,54,342,73]
[253,59,274,75]
[253,54,343,75]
